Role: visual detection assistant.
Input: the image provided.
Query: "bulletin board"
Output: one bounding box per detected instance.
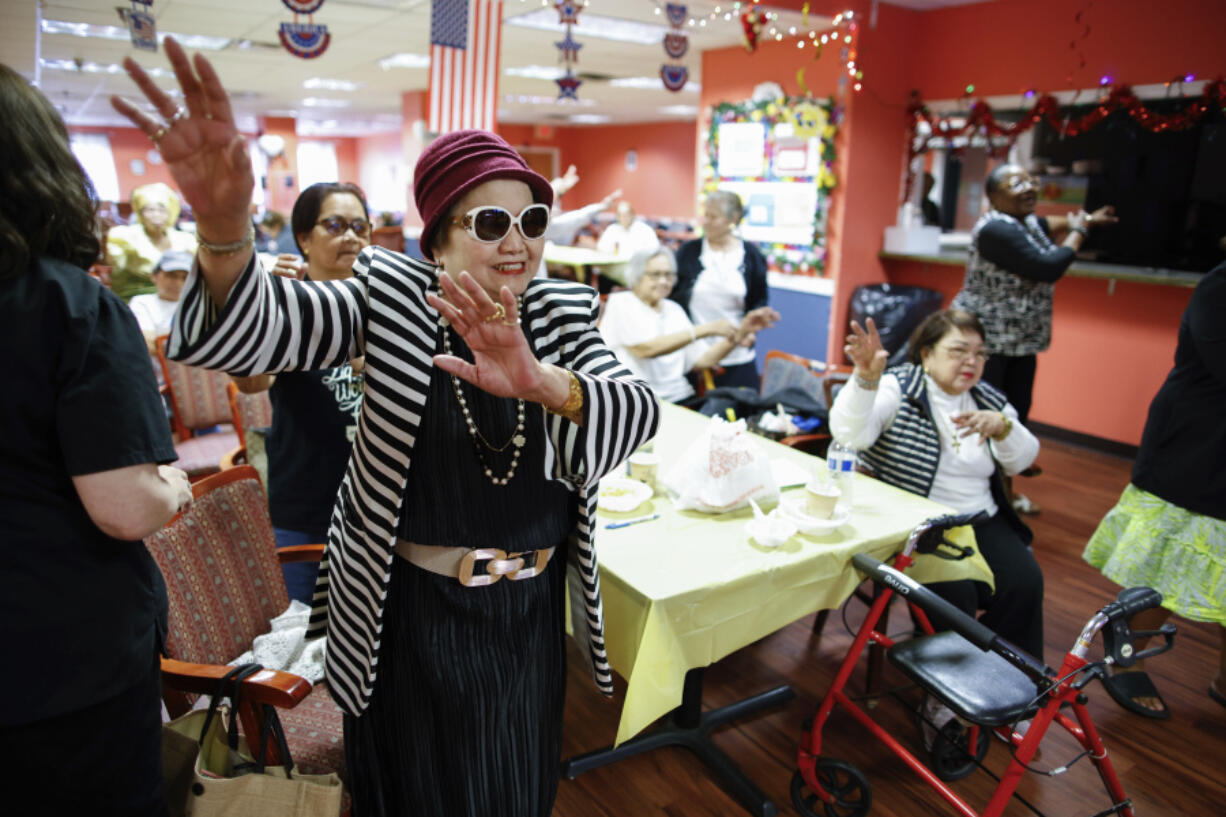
[702,95,840,274]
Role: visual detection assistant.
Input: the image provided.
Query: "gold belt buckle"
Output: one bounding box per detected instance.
[457,548,547,587]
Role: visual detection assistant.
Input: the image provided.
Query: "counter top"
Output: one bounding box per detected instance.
[880,250,1203,288]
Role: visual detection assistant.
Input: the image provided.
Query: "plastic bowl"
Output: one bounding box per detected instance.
[778,494,852,535]
[598,477,654,513]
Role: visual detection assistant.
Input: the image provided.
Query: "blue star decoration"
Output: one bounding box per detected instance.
[555,30,583,61]
[556,1,581,25]
[556,72,583,100]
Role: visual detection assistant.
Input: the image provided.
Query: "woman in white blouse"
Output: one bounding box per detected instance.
[600,247,779,403]
[831,309,1044,657]
[671,190,773,389]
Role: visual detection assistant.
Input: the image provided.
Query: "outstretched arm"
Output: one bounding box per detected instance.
[112,37,254,308]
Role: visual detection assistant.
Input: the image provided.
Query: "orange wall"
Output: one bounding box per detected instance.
[499,121,698,220]
[883,261,1193,445]
[694,0,1222,445]
[73,125,178,199]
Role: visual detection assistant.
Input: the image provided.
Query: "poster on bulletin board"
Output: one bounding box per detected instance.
[702,96,840,274]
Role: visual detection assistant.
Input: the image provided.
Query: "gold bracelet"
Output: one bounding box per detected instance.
[992,411,1013,441]
[548,370,584,425]
[197,224,255,256]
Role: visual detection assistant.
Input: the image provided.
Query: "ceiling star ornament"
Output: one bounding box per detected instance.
[554,0,583,102]
[279,0,331,59]
[556,73,582,100]
[660,3,688,93]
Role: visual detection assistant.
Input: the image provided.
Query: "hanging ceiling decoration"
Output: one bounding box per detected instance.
[279,0,331,60]
[554,1,584,101]
[660,3,689,92]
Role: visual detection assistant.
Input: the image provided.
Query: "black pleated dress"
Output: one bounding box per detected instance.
[343,323,576,817]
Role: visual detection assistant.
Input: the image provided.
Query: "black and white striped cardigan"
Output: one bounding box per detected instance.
[168,246,660,716]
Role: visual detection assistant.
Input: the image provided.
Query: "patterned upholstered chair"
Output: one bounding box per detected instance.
[221,381,273,486]
[155,335,240,478]
[145,466,346,791]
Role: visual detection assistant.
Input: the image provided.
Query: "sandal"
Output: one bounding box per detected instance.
[1101,670,1170,720]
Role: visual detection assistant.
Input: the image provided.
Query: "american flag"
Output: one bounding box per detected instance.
[428,0,503,133]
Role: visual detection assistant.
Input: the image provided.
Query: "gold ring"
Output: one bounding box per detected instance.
[483,303,507,324]
[168,106,188,125]
[150,125,167,142]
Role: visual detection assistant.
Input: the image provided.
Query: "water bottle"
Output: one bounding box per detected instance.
[825,440,856,512]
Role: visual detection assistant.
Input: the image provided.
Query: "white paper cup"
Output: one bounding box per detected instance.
[628,451,661,493]
[805,482,841,519]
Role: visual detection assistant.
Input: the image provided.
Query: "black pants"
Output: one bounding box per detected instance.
[711,359,760,390]
[981,353,1036,423]
[925,512,1045,660]
[2,650,167,817]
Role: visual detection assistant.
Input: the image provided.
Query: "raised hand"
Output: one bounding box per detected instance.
[1086,205,1118,228]
[427,271,549,401]
[110,37,253,244]
[845,318,888,381]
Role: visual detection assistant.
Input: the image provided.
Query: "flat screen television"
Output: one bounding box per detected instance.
[1031,98,1226,274]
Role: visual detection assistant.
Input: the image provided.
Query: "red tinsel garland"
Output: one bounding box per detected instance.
[902,79,1226,203]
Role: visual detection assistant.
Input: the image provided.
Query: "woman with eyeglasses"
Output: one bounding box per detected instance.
[600,247,780,403]
[232,182,372,604]
[113,39,657,817]
[831,309,1044,740]
[951,164,1116,514]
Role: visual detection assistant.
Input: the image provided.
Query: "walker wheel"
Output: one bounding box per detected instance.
[790,760,871,817]
[928,720,990,782]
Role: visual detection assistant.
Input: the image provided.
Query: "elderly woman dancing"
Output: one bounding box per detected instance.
[113,39,658,817]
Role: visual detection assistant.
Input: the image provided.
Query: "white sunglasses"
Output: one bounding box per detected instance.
[451,204,551,243]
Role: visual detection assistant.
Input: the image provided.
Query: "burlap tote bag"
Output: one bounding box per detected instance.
[162,664,342,817]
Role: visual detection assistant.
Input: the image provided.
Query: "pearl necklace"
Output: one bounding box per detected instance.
[438,314,526,486]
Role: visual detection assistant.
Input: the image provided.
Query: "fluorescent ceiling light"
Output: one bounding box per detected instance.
[661,105,699,116]
[41,19,231,51]
[569,114,612,124]
[504,93,597,107]
[41,58,172,78]
[378,53,430,70]
[506,8,667,45]
[302,98,351,108]
[304,78,364,92]
[504,65,566,81]
[611,76,701,92]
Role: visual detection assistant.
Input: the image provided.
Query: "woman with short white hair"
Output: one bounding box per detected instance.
[600,247,778,403]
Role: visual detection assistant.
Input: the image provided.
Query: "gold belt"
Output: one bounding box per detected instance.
[394,539,554,587]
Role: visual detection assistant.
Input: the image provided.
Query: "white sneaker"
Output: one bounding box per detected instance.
[920,695,959,751]
[1012,493,1041,515]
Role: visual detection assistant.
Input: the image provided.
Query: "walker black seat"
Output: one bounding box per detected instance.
[888,632,1040,727]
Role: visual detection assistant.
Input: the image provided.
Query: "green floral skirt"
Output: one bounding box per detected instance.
[1083,484,1226,626]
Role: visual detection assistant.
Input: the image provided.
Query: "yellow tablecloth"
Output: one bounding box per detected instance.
[543,244,627,286]
[595,403,994,746]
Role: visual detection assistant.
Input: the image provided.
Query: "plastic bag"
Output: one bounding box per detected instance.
[661,416,778,513]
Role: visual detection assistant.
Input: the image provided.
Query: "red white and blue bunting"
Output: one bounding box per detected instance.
[279,0,331,59]
[660,3,688,92]
[554,1,583,101]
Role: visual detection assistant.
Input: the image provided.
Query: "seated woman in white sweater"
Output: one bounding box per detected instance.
[831,309,1043,653]
[831,308,1045,742]
[599,248,779,403]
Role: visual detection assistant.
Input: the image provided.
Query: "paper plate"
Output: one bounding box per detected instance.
[779,494,851,535]
[598,477,653,513]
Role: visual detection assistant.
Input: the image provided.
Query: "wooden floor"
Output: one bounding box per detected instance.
[556,438,1226,817]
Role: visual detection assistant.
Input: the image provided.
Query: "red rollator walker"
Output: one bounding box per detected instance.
[792,512,1176,817]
